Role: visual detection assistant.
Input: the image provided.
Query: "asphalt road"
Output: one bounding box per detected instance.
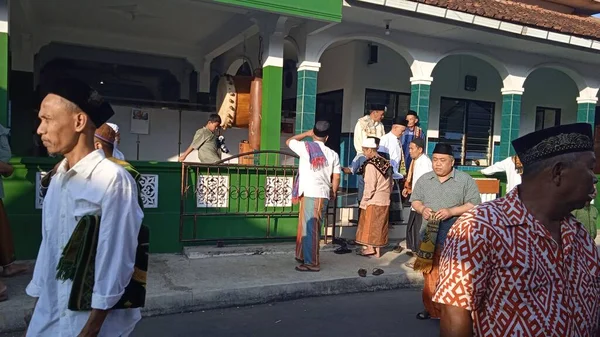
[4,289,440,337]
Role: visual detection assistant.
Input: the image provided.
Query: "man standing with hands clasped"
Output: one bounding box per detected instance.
[435,123,600,337]
[287,121,340,272]
[409,143,480,321]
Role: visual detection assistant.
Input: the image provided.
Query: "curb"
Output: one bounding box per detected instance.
[141,271,424,317]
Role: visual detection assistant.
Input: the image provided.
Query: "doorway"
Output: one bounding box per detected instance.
[316,90,343,154]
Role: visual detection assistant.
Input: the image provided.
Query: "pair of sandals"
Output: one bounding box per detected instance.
[295,259,320,272]
[357,268,384,277]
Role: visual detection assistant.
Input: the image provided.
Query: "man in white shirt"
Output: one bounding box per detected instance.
[106,123,125,160]
[378,120,407,225]
[353,104,385,155]
[287,121,341,272]
[397,138,432,256]
[480,155,522,193]
[25,78,144,337]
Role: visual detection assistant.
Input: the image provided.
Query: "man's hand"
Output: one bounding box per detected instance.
[402,188,409,198]
[422,207,434,220]
[342,167,352,175]
[330,190,337,202]
[435,208,453,221]
[178,155,186,162]
[78,309,108,337]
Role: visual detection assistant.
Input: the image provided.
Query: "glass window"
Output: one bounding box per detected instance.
[364,89,410,130]
[535,107,561,131]
[439,97,495,166]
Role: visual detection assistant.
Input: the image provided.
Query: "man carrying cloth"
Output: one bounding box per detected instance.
[287,121,341,272]
[25,78,144,337]
[434,123,600,337]
[410,143,480,321]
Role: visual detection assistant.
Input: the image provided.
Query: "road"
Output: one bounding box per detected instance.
[3,289,440,337]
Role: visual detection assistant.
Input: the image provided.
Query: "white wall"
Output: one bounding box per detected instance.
[429,55,504,142]
[318,41,411,133]
[521,68,579,135]
[107,104,292,163]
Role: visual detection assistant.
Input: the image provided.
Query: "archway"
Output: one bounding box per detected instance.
[522,67,580,135]
[430,54,505,166]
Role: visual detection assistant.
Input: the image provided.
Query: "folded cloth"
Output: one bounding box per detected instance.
[56,215,149,311]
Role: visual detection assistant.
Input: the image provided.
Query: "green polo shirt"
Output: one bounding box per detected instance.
[190,127,220,163]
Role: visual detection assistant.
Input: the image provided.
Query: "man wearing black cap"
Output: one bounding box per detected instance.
[287,121,341,272]
[353,105,386,155]
[401,110,424,170]
[378,120,408,226]
[434,123,600,337]
[25,78,144,337]
[409,142,480,321]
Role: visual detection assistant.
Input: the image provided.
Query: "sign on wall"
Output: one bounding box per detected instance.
[130,108,150,134]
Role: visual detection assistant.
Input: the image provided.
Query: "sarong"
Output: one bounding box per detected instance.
[295,197,328,267]
[422,246,442,319]
[356,204,389,247]
[0,199,15,267]
[405,210,422,252]
[389,179,403,224]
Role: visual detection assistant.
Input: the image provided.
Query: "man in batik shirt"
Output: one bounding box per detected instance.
[434,123,600,337]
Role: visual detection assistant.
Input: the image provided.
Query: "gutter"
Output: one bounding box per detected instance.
[354,0,600,51]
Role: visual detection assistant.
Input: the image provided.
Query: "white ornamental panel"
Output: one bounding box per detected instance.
[139,174,158,208]
[264,176,294,207]
[196,175,229,208]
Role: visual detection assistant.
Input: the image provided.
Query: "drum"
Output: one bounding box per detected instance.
[216,75,252,129]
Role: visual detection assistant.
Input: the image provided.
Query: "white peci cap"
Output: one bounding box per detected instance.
[361,138,378,149]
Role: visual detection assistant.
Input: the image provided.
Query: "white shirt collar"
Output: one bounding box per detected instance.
[57,149,106,179]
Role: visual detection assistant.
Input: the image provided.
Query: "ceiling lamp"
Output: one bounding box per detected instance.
[384,20,391,36]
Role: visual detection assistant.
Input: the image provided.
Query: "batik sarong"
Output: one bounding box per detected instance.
[422,246,442,319]
[295,197,328,267]
[356,204,389,247]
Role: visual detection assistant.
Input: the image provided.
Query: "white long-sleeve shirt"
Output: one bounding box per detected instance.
[26,150,144,337]
[353,115,385,154]
[378,132,403,179]
[409,154,433,211]
[480,156,521,192]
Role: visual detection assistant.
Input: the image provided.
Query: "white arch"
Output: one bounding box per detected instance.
[226,57,254,76]
[433,49,509,81]
[283,36,300,61]
[313,33,415,76]
[525,62,587,92]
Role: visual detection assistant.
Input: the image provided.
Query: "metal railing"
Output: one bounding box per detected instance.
[179,150,337,244]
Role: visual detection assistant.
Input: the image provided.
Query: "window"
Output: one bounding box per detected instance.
[535,107,561,131]
[364,89,410,130]
[439,97,495,166]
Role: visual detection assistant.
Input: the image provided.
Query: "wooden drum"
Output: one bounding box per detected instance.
[216,75,252,129]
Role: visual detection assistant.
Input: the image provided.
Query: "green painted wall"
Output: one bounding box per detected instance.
[260,66,283,164]
[410,84,430,139]
[577,102,595,126]
[499,94,522,158]
[214,0,342,22]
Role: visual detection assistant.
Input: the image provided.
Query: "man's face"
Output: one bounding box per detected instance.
[409,143,423,159]
[371,110,385,122]
[392,125,406,137]
[363,147,377,158]
[37,94,81,156]
[207,121,220,132]
[560,152,597,210]
[432,153,454,177]
[406,115,418,128]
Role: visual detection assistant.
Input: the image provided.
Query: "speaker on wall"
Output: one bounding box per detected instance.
[465,75,477,92]
[368,44,378,65]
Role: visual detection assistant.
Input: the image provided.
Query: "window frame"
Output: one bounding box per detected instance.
[364,88,411,130]
[535,106,561,131]
[438,96,496,166]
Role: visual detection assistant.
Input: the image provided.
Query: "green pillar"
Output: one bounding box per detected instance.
[260,65,283,152]
[498,90,523,159]
[576,99,597,127]
[409,79,432,139]
[295,62,320,134]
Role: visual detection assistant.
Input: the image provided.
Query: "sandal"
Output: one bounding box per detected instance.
[405,251,415,257]
[1,263,30,278]
[416,311,431,320]
[393,246,404,253]
[295,264,320,272]
[356,251,375,257]
[295,258,304,264]
[405,262,415,269]
[358,268,367,277]
[372,268,384,276]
